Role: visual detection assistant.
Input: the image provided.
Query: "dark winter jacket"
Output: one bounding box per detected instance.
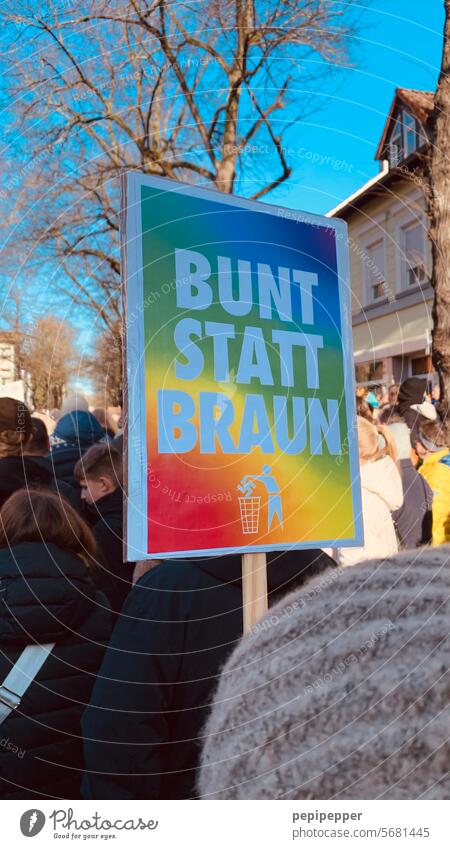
[22,455,83,512]
[0,542,112,799]
[88,488,133,615]
[393,458,433,548]
[50,412,106,487]
[0,455,74,510]
[82,548,335,800]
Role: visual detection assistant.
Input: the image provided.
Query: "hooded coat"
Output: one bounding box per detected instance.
[0,454,78,511]
[88,488,133,615]
[49,412,106,487]
[332,455,403,566]
[396,377,427,444]
[0,542,112,799]
[0,455,56,510]
[393,458,433,548]
[81,548,335,800]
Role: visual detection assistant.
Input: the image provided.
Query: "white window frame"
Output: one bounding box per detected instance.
[388,109,422,165]
[394,206,431,293]
[403,111,417,157]
[362,233,387,306]
[389,117,403,166]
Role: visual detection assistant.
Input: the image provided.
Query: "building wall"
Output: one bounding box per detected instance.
[0,341,16,387]
[341,179,433,385]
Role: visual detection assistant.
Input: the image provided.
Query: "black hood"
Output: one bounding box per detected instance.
[186,548,335,595]
[0,541,104,645]
[0,455,53,499]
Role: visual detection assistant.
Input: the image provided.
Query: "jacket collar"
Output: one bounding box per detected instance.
[89,487,123,519]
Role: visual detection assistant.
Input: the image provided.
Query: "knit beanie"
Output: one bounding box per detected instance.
[397,377,426,416]
[199,549,450,799]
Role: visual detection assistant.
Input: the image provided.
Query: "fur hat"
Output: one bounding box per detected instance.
[199,549,450,799]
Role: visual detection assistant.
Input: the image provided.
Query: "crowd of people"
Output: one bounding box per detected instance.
[0,379,448,800]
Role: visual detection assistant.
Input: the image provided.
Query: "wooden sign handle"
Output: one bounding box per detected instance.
[242,552,268,635]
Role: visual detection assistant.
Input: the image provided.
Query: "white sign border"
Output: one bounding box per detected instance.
[121,171,363,561]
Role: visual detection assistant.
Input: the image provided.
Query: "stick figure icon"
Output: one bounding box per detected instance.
[238,466,283,531]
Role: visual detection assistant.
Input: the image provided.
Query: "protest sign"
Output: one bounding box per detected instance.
[121,172,362,562]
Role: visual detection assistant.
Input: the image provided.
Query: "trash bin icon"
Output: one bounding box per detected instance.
[239,496,261,534]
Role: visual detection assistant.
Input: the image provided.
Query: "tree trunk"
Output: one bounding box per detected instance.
[429,0,450,427]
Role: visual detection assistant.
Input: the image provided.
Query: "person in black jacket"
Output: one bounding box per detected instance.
[0,489,112,799]
[49,410,106,487]
[81,547,336,800]
[388,419,433,548]
[74,444,133,614]
[22,416,82,512]
[0,398,73,509]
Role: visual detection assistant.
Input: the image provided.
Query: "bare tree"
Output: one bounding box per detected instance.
[428,1,450,426]
[88,320,123,406]
[2,0,359,341]
[22,316,77,410]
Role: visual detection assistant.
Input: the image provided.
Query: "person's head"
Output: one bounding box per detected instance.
[356,395,373,422]
[397,377,426,415]
[357,416,397,466]
[0,397,32,458]
[74,443,122,504]
[432,384,440,402]
[25,417,50,456]
[0,488,97,564]
[199,550,450,799]
[32,411,55,436]
[378,405,404,426]
[388,383,399,405]
[415,419,448,459]
[60,392,89,417]
[92,407,118,435]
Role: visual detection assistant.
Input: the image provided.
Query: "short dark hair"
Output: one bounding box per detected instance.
[418,419,448,450]
[356,396,373,422]
[388,384,399,405]
[27,417,50,454]
[74,443,123,486]
[378,405,404,425]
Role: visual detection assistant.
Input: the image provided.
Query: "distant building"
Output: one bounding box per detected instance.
[327,88,435,388]
[0,331,17,388]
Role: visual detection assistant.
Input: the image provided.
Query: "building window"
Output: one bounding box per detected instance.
[411,355,431,377]
[364,238,386,303]
[402,221,429,288]
[387,109,425,166]
[389,118,403,166]
[355,361,384,384]
[404,112,417,156]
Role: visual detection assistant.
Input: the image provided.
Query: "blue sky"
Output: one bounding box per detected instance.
[0,1,444,372]
[272,0,444,215]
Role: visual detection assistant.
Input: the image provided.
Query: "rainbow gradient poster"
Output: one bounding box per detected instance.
[121,173,363,560]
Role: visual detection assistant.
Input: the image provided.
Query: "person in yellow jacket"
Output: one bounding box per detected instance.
[417,419,450,545]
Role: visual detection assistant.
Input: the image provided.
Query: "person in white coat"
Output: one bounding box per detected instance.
[333,416,403,566]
